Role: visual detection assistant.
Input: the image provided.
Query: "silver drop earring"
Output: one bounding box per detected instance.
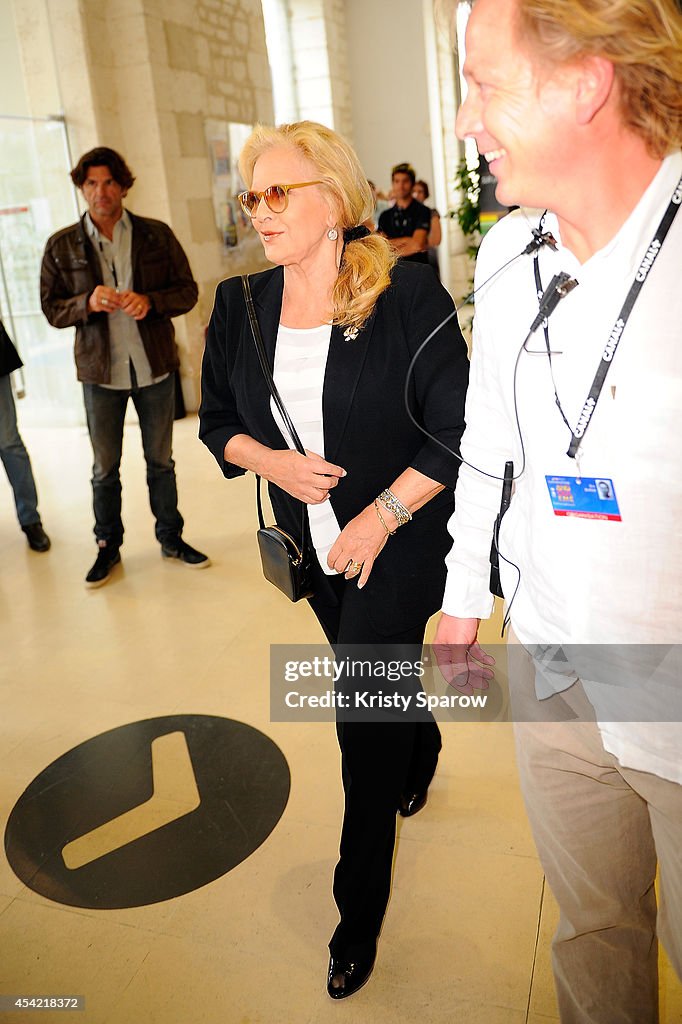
[327,227,338,241]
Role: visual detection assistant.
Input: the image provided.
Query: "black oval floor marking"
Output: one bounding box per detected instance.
[4,715,290,909]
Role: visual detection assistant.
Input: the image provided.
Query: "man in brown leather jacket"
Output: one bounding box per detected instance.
[41,146,210,587]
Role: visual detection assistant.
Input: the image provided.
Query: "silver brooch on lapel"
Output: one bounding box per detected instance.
[343,325,360,341]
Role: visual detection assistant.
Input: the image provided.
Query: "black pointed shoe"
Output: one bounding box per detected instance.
[327,955,375,1000]
[398,787,429,818]
[22,523,51,552]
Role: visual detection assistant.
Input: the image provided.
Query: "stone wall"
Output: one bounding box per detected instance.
[320,0,353,139]
[15,0,275,409]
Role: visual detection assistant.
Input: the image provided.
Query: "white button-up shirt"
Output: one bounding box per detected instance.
[443,152,682,782]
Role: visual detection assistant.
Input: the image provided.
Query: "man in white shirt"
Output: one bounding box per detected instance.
[435,0,682,1019]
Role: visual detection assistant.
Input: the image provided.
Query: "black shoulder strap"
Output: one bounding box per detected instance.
[241,275,306,455]
[241,275,308,550]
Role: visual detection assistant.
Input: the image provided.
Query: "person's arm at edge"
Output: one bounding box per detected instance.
[404,265,469,489]
[428,210,442,248]
[431,273,513,688]
[198,279,250,478]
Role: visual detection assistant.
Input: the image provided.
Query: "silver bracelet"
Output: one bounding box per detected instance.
[377,488,412,527]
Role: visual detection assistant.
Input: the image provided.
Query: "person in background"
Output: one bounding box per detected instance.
[0,318,50,552]
[413,179,442,278]
[200,120,469,1001]
[377,162,431,263]
[40,146,209,588]
[435,0,682,1020]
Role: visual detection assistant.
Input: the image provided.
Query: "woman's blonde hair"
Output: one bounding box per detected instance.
[515,0,682,157]
[238,121,396,333]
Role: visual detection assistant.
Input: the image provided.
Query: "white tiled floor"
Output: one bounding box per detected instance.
[0,415,680,1023]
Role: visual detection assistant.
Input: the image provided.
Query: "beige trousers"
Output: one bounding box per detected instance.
[508,641,682,1024]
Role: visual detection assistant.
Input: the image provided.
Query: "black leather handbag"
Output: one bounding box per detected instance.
[242,275,314,602]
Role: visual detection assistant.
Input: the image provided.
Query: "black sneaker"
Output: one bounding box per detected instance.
[22,523,51,552]
[85,544,121,588]
[161,537,211,569]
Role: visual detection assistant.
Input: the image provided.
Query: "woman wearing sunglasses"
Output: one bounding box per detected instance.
[199,121,469,999]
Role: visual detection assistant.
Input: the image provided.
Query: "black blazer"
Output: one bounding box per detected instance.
[200,261,469,633]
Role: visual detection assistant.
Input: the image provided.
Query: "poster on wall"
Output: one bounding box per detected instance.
[205,120,254,254]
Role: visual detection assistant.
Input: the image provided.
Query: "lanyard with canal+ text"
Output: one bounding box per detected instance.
[533,173,682,462]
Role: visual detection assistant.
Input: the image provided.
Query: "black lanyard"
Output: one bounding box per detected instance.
[533,173,682,460]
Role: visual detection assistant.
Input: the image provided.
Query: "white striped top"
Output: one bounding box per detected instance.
[270,323,341,575]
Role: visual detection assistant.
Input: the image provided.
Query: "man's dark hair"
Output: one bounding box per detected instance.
[391,162,416,186]
[70,147,136,190]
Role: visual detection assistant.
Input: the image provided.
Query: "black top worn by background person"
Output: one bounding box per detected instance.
[200,259,468,635]
[377,200,432,266]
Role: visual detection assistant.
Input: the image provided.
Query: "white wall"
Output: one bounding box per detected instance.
[344,0,434,194]
[0,0,28,115]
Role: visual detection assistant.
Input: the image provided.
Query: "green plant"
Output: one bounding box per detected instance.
[448,157,482,329]
[452,157,481,240]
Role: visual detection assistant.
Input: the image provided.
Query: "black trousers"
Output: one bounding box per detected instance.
[308,567,442,962]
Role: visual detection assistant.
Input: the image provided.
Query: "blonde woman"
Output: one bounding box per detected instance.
[200,121,469,999]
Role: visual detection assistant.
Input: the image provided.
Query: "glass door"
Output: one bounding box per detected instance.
[0,113,84,426]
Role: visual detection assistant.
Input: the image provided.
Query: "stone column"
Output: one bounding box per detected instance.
[288,0,352,138]
[422,0,473,310]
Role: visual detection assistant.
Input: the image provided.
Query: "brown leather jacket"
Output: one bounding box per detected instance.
[40,211,198,384]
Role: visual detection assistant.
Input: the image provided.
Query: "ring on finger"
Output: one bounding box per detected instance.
[346,560,363,576]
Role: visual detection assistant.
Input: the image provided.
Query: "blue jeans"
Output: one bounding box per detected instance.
[0,374,40,527]
[82,374,183,547]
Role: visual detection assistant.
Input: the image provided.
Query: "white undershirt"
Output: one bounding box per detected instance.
[271,323,341,575]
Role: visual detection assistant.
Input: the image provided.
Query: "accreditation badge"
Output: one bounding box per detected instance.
[545,475,621,521]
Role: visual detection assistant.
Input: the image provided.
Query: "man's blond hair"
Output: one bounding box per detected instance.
[515,0,682,157]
